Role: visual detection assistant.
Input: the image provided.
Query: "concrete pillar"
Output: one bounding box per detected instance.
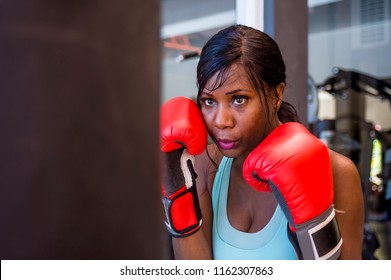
[265,0,309,126]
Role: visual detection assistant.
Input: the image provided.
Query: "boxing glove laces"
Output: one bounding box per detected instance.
[160,97,207,238]
[243,122,343,259]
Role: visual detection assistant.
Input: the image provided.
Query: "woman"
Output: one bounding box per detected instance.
[161,24,364,260]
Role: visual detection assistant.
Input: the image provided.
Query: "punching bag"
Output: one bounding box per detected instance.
[0,0,163,259]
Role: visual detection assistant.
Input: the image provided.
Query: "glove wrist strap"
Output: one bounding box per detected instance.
[289,206,343,260]
[162,185,202,238]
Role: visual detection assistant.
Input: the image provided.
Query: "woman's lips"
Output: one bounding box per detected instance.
[216,139,238,150]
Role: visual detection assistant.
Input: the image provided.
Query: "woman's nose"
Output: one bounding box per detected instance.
[214,105,234,129]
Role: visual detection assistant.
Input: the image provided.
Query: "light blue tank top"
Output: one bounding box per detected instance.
[212,157,297,260]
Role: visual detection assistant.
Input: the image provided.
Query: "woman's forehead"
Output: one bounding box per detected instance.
[204,64,250,92]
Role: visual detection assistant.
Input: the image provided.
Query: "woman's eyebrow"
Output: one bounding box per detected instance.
[199,91,213,97]
[225,89,251,95]
[200,88,251,97]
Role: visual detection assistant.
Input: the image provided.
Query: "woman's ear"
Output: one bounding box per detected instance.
[275,83,285,110]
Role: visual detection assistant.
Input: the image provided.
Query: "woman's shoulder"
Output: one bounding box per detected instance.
[328,149,360,178]
[328,148,362,197]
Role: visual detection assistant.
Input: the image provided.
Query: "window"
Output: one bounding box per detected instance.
[161,0,235,102]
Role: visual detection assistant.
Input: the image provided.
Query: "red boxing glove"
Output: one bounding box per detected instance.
[243,122,342,259]
[160,97,207,237]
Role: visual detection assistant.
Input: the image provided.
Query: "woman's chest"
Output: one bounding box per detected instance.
[226,171,277,233]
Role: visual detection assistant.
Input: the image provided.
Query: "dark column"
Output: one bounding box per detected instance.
[265,0,308,126]
[0,0,163,259]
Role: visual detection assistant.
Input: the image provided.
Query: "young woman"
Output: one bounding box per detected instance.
[161,24,364,260]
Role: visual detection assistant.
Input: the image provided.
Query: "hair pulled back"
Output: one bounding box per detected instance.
[197,24,298,123]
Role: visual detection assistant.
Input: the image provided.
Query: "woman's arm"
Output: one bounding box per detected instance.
[329,149,365,259]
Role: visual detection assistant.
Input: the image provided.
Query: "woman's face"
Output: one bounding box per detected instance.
[199,64,279,159]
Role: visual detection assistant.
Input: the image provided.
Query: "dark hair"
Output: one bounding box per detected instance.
[196,24,298,123]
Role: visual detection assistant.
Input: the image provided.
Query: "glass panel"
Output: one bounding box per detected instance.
[309,0,391,260]
[161,0,235,103]
[308,0,391,129]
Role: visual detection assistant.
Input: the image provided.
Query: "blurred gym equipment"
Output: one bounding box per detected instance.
[309,68,391,259]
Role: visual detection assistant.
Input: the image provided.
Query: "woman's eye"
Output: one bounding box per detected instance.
[233,96,247,105]
[203,99,215,106]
